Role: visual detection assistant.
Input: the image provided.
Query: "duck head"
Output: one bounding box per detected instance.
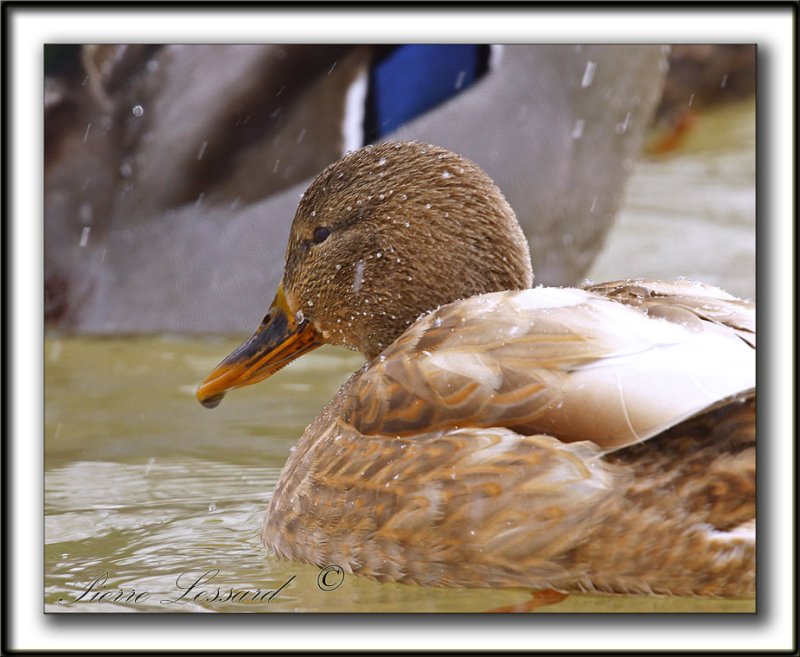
[197,141,533,408]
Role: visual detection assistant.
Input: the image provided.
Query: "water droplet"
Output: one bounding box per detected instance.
[78,226,90,247]
[353,260,365,293]
[571,119,585,139]
[377,157,387,166]
[295,309,305,324]
[454,70,466,89]
[425,203,431,209]
[442,171,452,179]
[581,61,597,88]
[119,158,133,178]
[131,104,144,117]
[196,140,208,161]
[615,112,631,135]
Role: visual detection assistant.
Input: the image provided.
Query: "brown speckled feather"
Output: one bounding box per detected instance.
[574,394,755,596]
[263,283,756,595]
[585,279,756,348]
[341,286,754,449]
[266,397,631,588]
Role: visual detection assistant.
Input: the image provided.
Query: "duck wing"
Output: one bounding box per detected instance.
[583,279,755,348]
[266,419,630,588]
[267,361,753,592]
[342,285,755,450]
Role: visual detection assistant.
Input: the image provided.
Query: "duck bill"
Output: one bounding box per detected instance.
[196,284,322,409]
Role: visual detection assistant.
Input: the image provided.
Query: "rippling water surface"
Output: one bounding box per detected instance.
[45,101,755,613]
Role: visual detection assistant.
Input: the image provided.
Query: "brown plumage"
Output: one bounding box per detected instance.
[284,141,533,360]
[198,141,755,597]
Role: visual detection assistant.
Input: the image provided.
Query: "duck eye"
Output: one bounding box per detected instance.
[312,226,331,244]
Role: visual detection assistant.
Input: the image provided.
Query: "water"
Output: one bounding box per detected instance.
[44,101,755,613]
[588,99,755,301]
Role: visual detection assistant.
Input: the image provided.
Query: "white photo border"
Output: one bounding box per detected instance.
[5,3,795,653]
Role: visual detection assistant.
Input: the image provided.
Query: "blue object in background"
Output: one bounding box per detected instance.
[365,45,490,142]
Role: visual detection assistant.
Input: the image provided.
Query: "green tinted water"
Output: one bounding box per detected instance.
[44,101,755,613]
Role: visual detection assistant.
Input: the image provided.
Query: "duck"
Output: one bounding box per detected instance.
[196,140,755,597]
[45,45,667,332]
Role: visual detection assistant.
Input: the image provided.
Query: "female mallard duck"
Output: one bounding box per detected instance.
[197,141,755,597]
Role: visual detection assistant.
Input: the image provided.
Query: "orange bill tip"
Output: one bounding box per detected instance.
[196,284,322,408]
